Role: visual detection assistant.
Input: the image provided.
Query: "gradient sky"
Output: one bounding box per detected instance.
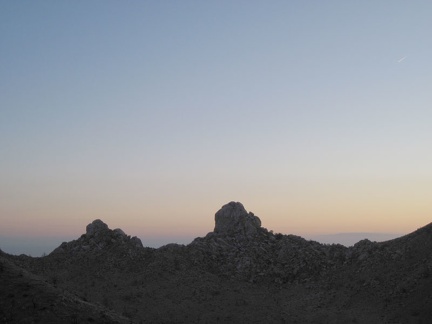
[1,1,432,255]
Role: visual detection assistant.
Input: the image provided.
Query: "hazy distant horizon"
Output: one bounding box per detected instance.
[0,230,405,257]
[305,232,403,247]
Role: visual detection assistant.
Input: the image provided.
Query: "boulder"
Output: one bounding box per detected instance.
[113,228,126,237]
[86,219,109,237]
[214,202,262,236]
[131,236,144,248]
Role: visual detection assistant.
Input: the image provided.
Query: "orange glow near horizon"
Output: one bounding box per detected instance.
[1,189,431,241]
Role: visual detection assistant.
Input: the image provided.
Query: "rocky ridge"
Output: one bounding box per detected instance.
[2,201,432,323]
[189,202,334,282]
[51,219,144,257]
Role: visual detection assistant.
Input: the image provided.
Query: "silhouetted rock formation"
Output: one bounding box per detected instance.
[214,201,262,236]
[2,201,432,323]
[86,219,109,237]
[51,219,143,255]
[188,202,343,282]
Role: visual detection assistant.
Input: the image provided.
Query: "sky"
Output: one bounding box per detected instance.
[1,1,432,256]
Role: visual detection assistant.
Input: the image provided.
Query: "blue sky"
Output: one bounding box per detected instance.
[1,1,432,255]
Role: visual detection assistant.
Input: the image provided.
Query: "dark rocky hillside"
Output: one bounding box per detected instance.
[2,201,432,323]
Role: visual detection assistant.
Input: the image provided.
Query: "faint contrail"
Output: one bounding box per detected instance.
[397,56,407,63]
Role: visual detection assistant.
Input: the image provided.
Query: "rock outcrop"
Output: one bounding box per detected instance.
[5,202,432,323]
[214,201,262,236]
[51,219,143,255]
[189,202,333,282]
[86,219,109,237]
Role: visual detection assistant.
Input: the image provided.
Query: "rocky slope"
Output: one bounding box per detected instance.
[0,251,130,323]
[2,201,432,323]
